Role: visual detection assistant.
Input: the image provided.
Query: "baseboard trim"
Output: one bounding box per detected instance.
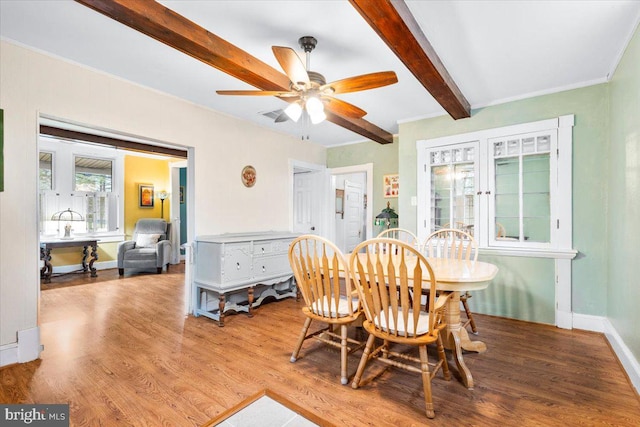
[0,343,18,367]
[0,327,41,368]
[572,313,639,393]
[603,318,640,394]
[572,312,606,333]
[51,260,117,274]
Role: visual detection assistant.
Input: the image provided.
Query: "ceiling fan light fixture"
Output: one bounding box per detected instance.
[309,109,326,125]
[284,102,303,122]
[306,96,323,114]
[306,96,325,124]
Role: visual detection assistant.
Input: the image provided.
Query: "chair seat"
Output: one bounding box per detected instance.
[374,308,430,336]
[123,248,158,261]
[310,296,359,318]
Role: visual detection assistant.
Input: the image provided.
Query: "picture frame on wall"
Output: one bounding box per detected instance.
[383,174,399,198]
[139,184,154,208]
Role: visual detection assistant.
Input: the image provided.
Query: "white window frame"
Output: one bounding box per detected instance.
[38,137,124,240]
[417,115,576,259]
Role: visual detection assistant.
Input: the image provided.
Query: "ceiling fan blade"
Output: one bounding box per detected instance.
[322,96,367,119]
[272,46,310,89]
[321,71,398,95]
[216,90,297,97]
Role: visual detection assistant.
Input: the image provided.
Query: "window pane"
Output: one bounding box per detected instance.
[75,156,112,192]
[431,165,450,230]
[523,153,550,242]
[39,152,53,190]
[452,163,475,229]
[495,156,520,239]
[86,193,110,232]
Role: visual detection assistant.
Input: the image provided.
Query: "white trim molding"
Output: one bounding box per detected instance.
[1,327,42,367]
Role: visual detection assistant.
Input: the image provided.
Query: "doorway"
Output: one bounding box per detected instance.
[37,116,193,279]
[330,163,373,254]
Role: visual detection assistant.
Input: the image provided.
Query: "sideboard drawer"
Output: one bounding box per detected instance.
[254,238,293,255]
[252,254,290,278]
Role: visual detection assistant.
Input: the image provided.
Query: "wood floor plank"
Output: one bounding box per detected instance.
[1,265,638,426]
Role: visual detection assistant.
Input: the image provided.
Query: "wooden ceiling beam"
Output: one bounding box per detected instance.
[349,0,471,120]
[75,0,394,144]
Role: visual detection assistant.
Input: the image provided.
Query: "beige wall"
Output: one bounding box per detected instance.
[0,41,325,350]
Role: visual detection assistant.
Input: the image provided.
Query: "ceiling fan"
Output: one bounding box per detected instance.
[216,36,398,125]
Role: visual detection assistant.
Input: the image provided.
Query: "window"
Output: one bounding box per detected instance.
[38,138,122,238]
[428,143,478,235]
[74,156,112,192]
[488,130,555,247]
[417,116,573,255]
[39,151,53,190]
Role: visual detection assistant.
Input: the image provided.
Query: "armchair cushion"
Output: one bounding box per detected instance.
[135,233,162,248]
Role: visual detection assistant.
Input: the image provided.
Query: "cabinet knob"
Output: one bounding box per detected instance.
[262,266,266,272]
[236,262,240,270]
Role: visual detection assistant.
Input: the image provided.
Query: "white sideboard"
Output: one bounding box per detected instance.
[193,231,298,326]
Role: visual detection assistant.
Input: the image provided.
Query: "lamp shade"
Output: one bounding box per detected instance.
[284,102,303,122]
[375,202,398,232]
[51,208,84,222]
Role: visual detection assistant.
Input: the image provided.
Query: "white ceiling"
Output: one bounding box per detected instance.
[1,1,639,147]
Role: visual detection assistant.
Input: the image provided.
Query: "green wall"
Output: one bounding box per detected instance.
[400,84,610,321]
[608,24,640,362]
[327,136,399,227]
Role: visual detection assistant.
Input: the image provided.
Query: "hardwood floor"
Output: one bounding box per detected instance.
[2,265,639,426]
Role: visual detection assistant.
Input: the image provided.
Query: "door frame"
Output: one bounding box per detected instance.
[330,163,374,242]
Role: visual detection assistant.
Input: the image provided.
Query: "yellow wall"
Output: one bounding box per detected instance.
[47,154,172,266]
[46,242,118,267]
[124,155,172,239]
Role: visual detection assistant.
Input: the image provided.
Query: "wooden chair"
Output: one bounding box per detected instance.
[423,228,480,334]
[349,238,451,419]
[288,235,364,385]
[376,228,419,248]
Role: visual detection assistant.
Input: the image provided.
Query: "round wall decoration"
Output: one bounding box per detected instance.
[241,165,256,187]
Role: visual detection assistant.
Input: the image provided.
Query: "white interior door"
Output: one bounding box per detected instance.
[344,180,364,252]
[293,171,322,235]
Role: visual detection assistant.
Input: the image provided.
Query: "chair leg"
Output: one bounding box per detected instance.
[340,324,349,385]
[419,345,436,419]
[290,317,312,363]
[437,334,451,381]
[351,334,376,389]
[461,292,478,334]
